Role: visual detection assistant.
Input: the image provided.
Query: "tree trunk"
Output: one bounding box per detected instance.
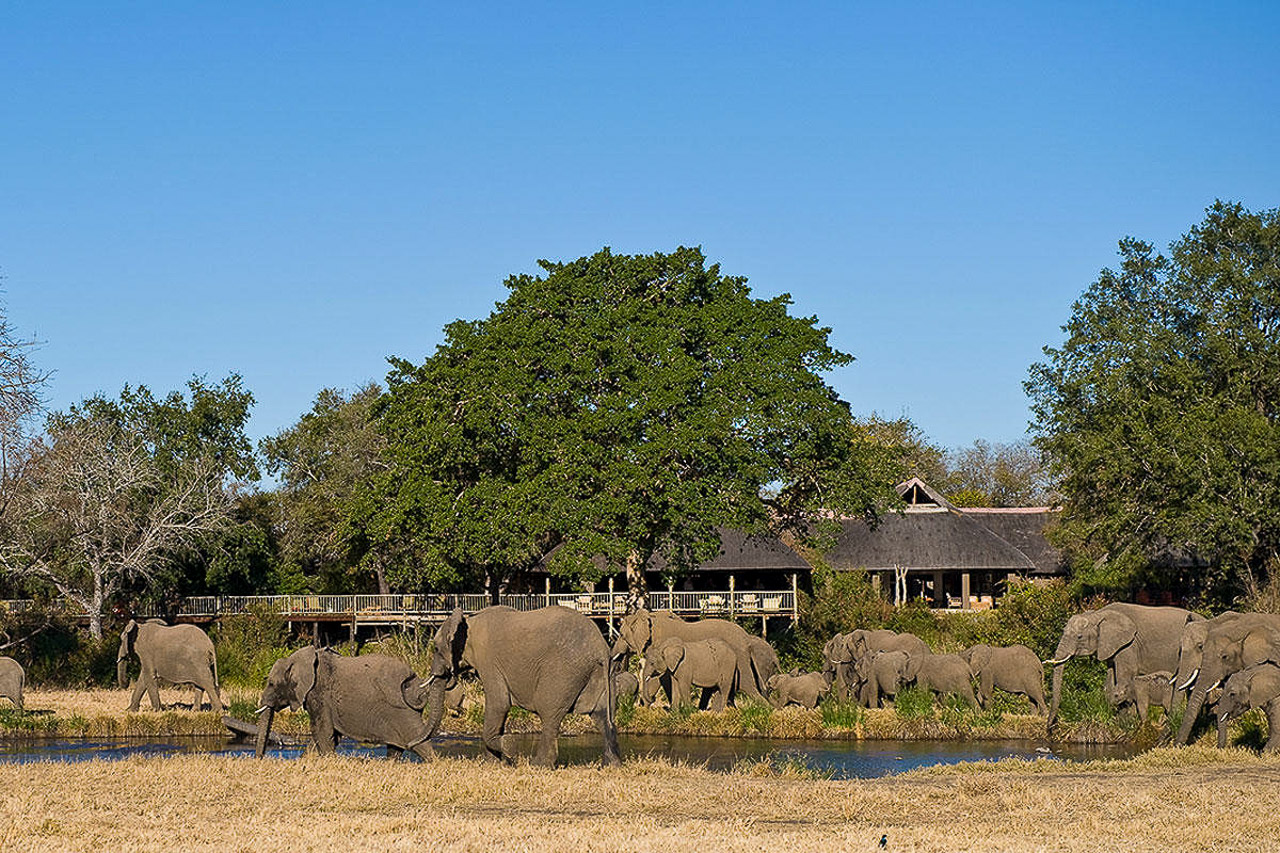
[373,559,390,596]
[624,550,648,614]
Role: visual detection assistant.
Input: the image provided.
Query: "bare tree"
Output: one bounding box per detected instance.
[0,418,234,638]
[0,301,50,525]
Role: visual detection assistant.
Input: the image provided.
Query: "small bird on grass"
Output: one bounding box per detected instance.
[878,833,888,849]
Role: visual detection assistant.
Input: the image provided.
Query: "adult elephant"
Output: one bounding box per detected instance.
[1172,611,1244,699]
[1045,603,1201,729]
[254,646,432,760]
[747,636,781,697]
[905,651,978,708]
[841,629,930,705]
[0,656,24,710]
[613,609,764,702]
[426,606,620,767]
[1175,612,1280,746]
[1216,663,1280,752]
[960,644,1048,714]
[650,637,737,712]
[822,633,856,701]
[117,619,222,714]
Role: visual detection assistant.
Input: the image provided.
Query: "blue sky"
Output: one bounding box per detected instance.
[4,2,1278,453]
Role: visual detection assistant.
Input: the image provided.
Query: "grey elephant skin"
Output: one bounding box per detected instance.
[650,637,737,712]
[1046,603,1201,729]
[1176,612,1280,746]
[0,656,24,710]
[427,605,620,767]
[1217,663,1280,752]
[613,609,766,701]
[1106,671,1173,721]
[960,644,1047,714]
[615,669,640,704]
[826,630,929,705]
[853,649,911,709]
[765,670,831,709]
[904,651,978,708]
[118,619,222,713]
[1173,611,1244,701]
[255,646,432,760]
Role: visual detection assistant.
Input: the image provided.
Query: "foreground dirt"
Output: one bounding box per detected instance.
[1,748,1277,852]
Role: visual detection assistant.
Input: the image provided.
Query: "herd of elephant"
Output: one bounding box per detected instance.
[1,602,1277,766]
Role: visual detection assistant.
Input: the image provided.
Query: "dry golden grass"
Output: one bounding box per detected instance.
[0,746,1277,852]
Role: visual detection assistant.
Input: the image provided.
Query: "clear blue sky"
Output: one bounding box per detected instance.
[4,2,1278,453]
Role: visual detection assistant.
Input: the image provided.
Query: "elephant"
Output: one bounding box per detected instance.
[852,649,911,709]
[117,619,222,713]
[650,637,737,712]
[765,670,832,709]
[0,656,24,710]
[1176,612,1280,746]
[825,630,930,705]
[960,644,1048,714]
[1106,671,1174,721]
[254,646,432,759]
[904,651,978,708]
[443,681,467,715]
[747,636,781,697]
[615,669,640,704]
[613,609,764,702]
[1216,663,1280,752]
[426,605,620,767]
[1045,603,1201,729]
[1173,611,1244,698]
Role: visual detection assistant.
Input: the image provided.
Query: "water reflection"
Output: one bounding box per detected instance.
[0,733,1136,778]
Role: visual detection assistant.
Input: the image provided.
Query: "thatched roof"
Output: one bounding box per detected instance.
[825,508,1039,573]
[962,508,1064,575]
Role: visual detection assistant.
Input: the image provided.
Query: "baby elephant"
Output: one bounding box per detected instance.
[853,649,911,709]
[1217,663,1280,752]
[650,637,737,712]
[0,656,25,710]
[615,669,640,704]
[765,670,832,709]
[1106,672,1174,721]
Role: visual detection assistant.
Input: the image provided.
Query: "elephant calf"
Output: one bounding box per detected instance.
[1217,663,1280,752]
[1106,671,1174,721]
[615,670,640,704]
[0,656,24,711]
[651,637,737,712]
[853,650,911,709]
[765,670,832,709]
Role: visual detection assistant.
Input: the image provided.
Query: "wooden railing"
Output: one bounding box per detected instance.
[0,590,798,624]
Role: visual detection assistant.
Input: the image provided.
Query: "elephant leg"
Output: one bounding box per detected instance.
[128,669,155,712]
[312,713,337,755]
[589,703,622,766]
[1265,702,1280,754]
[386,745,404,760]
[980,672,994,709]
[533,707,569,768]
[144,669,163,711]
[194,673,222,714]
[711,682,729,713]
[481,682,512,762]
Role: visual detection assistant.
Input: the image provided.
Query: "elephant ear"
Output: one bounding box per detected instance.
[119,620,139,653]
[968,646,991,671]
[432,608,468,678]
[1251,667,1280,708]
[287,647,319,712]
[902,653,923,681]
[1097,616,1137,661]
[1241,629,1280,668]
[659,642,684,673]
[620,611,652,654]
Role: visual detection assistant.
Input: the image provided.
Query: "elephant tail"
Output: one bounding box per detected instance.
[604,652,616,730]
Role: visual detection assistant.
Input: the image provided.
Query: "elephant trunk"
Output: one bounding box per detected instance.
[117,658,129,690]
[1177,684,1208,745]
[424,676,450,739]
[254,707,275,759]
[1217,712,1230,749]
[1047,662,1065,730]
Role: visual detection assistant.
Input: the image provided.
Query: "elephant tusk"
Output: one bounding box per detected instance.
[255,705,270,715]
[1220,712,1229,722]
[1178,669,1199,691]
[1043,657,1071,666]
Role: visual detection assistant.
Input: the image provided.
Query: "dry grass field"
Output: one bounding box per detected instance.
[0,746,1277,852]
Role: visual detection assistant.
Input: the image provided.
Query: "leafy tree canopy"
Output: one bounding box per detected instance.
[358,247,903,599]
[1027,201,1280,604]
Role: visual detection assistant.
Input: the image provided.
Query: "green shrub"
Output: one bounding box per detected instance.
[213,604,294,688]
[893,685,935,720]
[733,698,774,734]
[820,696,864,730]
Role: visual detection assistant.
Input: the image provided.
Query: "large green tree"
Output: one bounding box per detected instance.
[261,384,387,593]
[1027,201,1280,603]
[356,247,902,604]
